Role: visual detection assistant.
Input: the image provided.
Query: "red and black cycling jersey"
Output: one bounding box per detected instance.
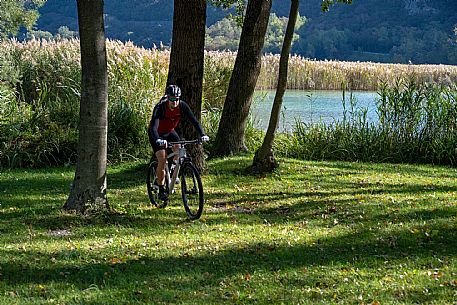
[148,97,205,141]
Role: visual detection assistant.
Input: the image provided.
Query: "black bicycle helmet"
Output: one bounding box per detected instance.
[165,84,181,97]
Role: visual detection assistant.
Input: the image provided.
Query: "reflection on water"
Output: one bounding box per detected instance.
[251,90,378,131]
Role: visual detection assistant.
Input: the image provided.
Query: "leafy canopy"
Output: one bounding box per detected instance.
[210,0,246,26]
[0,0,45,39]
[205,12,306,53]
[321,0,352,12]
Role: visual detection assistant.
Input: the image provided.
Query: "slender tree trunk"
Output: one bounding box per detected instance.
[64,0,109,214]
[212,0,272,157]
[167,0,207,171]
[251,0,299,174]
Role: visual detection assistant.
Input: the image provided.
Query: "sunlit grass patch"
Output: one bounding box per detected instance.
[1,156,455,304]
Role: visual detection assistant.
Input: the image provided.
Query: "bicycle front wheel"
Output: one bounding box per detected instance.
[180,162,204,220]
[146,160,168,208]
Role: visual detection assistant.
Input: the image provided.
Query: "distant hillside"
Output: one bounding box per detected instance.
[34,0,457,64]
[35,0,227,47]
[290,0,457,64]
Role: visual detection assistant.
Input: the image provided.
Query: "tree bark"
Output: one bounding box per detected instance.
[167,0,207,171]
[212,0,272,157]
[251,0,299,174]
[64,0,109,214]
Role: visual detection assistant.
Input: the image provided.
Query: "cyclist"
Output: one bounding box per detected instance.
[148,84,209,201]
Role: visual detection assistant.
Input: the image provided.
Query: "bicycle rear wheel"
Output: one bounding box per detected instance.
[146,160,169,208]
[180,162,204,220]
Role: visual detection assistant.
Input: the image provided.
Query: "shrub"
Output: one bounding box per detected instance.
[0,39,167,167]
[1,39,456,168]
[276,80,457,166]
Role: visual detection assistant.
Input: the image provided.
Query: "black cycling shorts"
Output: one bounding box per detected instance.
[150,130,181,153]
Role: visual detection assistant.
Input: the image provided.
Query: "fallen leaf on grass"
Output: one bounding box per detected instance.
[428,271,443,279]
[442,279,457,286]
[110,258,126,265]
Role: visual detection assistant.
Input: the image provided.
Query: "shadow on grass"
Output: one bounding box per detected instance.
[203,181,456,209]
[303,160,457,178]
[108,161,149,189]
[1,223,456,303]
[1,157,456,302]
[0,206,200,242]
[2,156,456,237]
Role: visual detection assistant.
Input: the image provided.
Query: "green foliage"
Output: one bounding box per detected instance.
[0,0,44,39]
[202,53,233,108]
[1,40,456,168]
[0,41,21,88]
[0,157,456,303]
[26,29,53,41]
[205,18,241,51]
[0,89,78,168]
[106,41,168,160]
[201,102,263,154]
[36,0,174,48]
[206,0,456,64]
[375,79,457,165]
[294,0,457,64]
[205,13,305,53]
[389,27,457,64]
[210,0,246,26]
[276,80,457,166]
[263,13,306,54]
[321,0,352,13]
[33,0,456,64]
[0,39,81,168]
[0,39,167,168]
[56,26,78,40]
[293,27,350,59]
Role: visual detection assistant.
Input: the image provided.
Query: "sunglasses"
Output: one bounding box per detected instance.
[169,97,179,102]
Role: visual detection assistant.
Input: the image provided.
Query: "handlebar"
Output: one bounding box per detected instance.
[168,139,202,146]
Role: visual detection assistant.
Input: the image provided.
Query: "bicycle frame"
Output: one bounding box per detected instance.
[164,139,200,194]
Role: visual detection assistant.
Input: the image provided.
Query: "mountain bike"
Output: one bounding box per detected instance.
[146,139,204,220]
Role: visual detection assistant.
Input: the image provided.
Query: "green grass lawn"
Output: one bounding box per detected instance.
[1,156,456,304]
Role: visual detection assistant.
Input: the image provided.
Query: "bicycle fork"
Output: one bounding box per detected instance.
[167,162,181,194]
[165,146,186,194]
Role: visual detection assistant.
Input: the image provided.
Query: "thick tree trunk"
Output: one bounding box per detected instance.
[212,0,272,157]
[251,0,299,174]
[64,0,109,214]
[167,0,207,171]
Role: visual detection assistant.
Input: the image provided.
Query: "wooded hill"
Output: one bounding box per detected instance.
[34,0,457,64]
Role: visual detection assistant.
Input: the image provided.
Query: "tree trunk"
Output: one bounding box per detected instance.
[167,0,207,171]
[64,0,109,214]
[212,0,272,157]
[251,0,299,174]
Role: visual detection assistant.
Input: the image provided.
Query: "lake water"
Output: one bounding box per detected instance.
[251,90,379,131]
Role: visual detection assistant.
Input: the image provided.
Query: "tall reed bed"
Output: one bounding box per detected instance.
[106,40,168,159]
[276,79,457,166]
[201,51,457,91]
[1,39,456,167]
[0,38,82,167]
[0,39,168,167]
[258,54,457,91]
